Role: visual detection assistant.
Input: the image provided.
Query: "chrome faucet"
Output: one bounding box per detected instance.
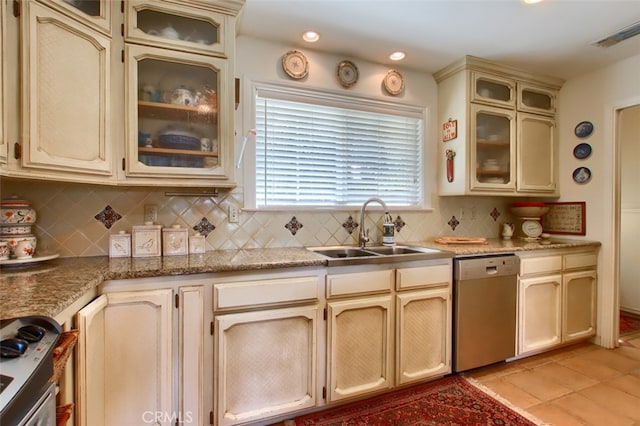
[359,197,390,248]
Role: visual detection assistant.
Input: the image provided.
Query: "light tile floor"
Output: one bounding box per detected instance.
[465,331,640,425]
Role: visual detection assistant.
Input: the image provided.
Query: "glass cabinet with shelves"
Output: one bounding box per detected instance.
[125,44,231,180]
[471,104,516,191]
[435,56,563,197]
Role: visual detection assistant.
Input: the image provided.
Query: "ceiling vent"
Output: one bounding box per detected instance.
[593,21,640,47]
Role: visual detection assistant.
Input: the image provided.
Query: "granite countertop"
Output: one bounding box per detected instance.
[0,248,326,319]
[418,237,601,256]
[0,238,600,320]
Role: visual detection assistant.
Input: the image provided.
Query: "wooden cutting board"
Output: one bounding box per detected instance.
[434,236,488,245]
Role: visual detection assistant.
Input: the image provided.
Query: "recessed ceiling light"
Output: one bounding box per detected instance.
[523,0,544,4]
[302,31,320,43]
[389,51,406,61]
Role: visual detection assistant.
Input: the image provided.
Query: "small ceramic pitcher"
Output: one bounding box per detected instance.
[501,222,515,240]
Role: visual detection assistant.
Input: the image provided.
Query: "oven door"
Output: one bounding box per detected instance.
[18,383,56,426]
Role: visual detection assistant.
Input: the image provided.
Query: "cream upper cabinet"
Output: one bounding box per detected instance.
[3,0,242,187]
[17,0,115,181]
[120,0,238,186]
[435,55,564,197]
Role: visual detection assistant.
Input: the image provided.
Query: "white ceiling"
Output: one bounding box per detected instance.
[237,0,640,80]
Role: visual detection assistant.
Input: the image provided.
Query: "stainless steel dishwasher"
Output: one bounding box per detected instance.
[453,254,519,372]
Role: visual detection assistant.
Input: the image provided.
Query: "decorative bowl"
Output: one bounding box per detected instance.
[511,202,549,218]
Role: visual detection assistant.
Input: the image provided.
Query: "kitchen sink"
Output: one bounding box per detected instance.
[312,248,378,259]
[307,245,453,266]
[365,246,425,255]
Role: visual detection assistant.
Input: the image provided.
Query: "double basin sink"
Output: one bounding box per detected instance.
[308,245,453,266]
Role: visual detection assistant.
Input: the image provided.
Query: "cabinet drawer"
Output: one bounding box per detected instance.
[214,276,320,310]
[327,270,393,298]
[520,255,562,275]
[396,264,451,290]
[564,252,597,270]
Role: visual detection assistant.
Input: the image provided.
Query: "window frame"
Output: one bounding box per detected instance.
[242,80,431,211]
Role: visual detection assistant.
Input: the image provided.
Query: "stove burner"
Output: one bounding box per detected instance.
[0,338,28,358]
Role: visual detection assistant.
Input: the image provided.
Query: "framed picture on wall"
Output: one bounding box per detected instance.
[542,202,586,235]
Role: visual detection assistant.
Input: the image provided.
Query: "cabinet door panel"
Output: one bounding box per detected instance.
[327,295,393,402]
[517,113,556,192]
[563,271,597,342]
[215,306,318,426]
[179,286,206,426]
[519,275,562,355]
[470,104,516,192]
[77,289,174,426]
[396,287,451,384]
[21,1,112,176]
[76,295,107,426]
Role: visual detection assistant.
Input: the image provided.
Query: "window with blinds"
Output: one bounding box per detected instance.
[254,85,424,208]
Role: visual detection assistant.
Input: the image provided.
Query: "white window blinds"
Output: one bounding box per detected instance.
[255,86,424,208]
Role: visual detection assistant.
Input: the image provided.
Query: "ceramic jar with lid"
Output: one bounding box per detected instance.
[0,196,37,259]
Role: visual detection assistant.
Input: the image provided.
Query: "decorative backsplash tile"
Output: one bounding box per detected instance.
[1,178,515,257]
[94,205,122,229]
[285,216,303,236]
[342,216,359,234]
[193,217,216,237]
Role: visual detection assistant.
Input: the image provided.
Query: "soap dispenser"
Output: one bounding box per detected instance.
[383,212,395,246]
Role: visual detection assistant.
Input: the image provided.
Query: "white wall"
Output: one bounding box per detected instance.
[557,53,640,347]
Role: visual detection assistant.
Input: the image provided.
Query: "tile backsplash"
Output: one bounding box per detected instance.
[2,178,514,257]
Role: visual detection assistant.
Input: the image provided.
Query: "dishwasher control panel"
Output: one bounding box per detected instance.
[454,255,519,280]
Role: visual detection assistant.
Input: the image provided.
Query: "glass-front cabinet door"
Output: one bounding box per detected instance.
[124,0,228,57]
[470,104,516,192]
[517,83,556,116]
[125,44,231,180]
[37,0,113,35]
[471,72,515,109]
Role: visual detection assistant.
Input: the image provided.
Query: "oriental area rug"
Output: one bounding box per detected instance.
[287,375,540,426]
[620,312,640,335]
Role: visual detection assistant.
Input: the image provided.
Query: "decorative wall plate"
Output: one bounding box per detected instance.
[572,166,592,184]
[383,69,404,95]
[337,60,359,88]
[574,121,594,138]
[282,50,309,80]
[573,142,592,159]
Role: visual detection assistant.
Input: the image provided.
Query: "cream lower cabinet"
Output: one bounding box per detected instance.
[395,263,452,385]
[326,295,393,402]
[517,249,597,356]
[519,273,563,354]
[325,261,452,402]
[213,269,324,426]
[76,277,210,426]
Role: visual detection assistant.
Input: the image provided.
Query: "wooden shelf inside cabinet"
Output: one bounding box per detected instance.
[476,169,509,176]
[138,101,217,124]
[138,146,218,158]
[476,140,510,148]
